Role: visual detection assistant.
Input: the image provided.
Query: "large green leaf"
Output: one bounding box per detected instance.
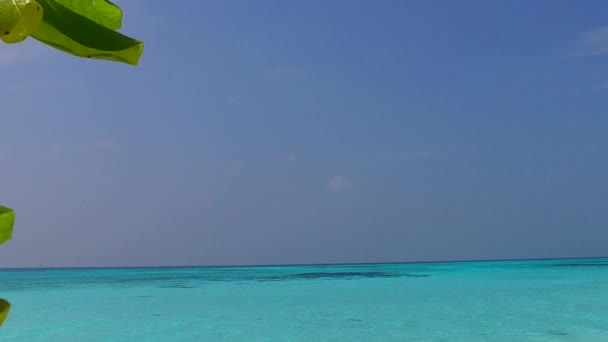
[0,299,9,327]
[1,0,43,44]
[32,0,143,65]
[53,0,122,30]
[0,206,15,245]
[0,0,44,44]
[0,0,23,35]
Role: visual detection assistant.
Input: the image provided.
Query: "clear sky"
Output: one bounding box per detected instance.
[1,0,607,268]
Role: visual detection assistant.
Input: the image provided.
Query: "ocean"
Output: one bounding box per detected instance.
[0,258,607,341]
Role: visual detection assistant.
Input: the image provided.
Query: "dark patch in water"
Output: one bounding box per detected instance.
[550,263,608,268]
[121,276,205,282]
[135,295,155,298]
[1,268,433,292]
[547,330,569,336]
[295,271,399,279]
[159,284,197,289]
[406,274,430,278]
[257,271,429,281]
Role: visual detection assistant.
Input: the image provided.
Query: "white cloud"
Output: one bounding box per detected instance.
[595,83,608,91]
[0,83,41,93]
[0,50,19,66]
[49,144,65,155]
[327,176,352,192]
[0,40,46,68]
[0,80,71,93]
[380,151,434,163]
[571,26,608,57]
[228,160,247,174]
[94,140,121,152]
[284,153,297,162]
[263,66,309,79]
[0,146,8,163]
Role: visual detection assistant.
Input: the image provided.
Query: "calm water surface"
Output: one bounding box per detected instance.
[1,258,607,341]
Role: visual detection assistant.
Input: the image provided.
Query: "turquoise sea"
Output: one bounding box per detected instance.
[0,258,607,341]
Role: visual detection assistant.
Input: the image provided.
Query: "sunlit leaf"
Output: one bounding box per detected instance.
[1,0,43,44]
[53,0,123,30]
[32,0,143,65]
[0,0,22,36]
[0,299,9,327]
[0,206,15,245]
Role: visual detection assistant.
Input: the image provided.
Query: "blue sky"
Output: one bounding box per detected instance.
[1,0,607,267]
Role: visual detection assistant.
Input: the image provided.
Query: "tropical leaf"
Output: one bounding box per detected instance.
[0,206,15,245]
[32,0,143,65]
[52,0,122,30]
[1,0,43,44]
[0,299,9,327]
[0,0,23,36]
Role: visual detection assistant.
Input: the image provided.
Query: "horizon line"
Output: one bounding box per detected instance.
[1,255,606,272]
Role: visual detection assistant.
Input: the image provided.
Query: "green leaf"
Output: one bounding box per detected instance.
[0,0,22,36]
[32,0,143,65]
[0,299,9,327]
[0,206,15,245]
[52,0,122,30]
[1,0,44,44]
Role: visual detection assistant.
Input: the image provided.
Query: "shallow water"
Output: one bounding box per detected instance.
[1,258,607,341]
